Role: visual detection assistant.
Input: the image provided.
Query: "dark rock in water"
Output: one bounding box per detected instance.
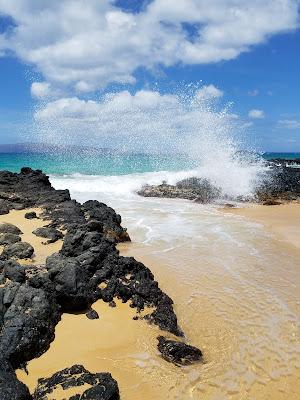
[0,233,21,245]
[138,177,221,203]
[25,211,38,219]
[157,336,202,366]
[0,223,22,235]
[262,199,282,206]
[3,242,34,259]
[32,227,63,244]
[2,260,26,283]
[33,365,120,400]
[0,358,31,400]
[86,309,99,319]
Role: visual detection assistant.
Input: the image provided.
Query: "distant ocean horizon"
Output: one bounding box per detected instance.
[0,143,299,176]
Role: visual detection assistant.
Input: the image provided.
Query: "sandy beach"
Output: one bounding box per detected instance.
[0,208,63,265]
[5,199,299,400]
[222,202,300,249]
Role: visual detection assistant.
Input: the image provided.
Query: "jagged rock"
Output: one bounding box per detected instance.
[25,212,38,219]
[32,227,63,244]
[0,200,10,215]
[0,223,22,235]
[0,358,31,400]
[2,260,26,283]
[0,280,60,368]
[33,365,120,400]
[0,168,201,397]
[86,309,99,319]
[138,177,221,203]
[3,242,34,259]
[82,200,130,242]
[157,336,202,366]
[0,233,21,245]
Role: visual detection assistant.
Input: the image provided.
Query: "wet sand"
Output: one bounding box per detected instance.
[7,203,300,399]
[222,202,300,249]
[0,208,63,264]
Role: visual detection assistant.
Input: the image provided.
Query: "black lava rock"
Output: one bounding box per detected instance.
[0,233,21,245]
[3,242,34,259]
[157,336,203,366]
[0,168,201,397]
[33,365,120,400]
[86,309,99,319]
[32,227,63,244]
[0,223,22,235]
[25,211,38,219]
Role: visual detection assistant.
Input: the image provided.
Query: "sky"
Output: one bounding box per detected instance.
[0,0,300,152]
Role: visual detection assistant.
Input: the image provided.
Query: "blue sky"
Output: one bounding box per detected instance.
[0,0,299,152]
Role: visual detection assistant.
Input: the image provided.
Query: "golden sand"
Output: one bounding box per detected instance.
[222,202,300,249]
[6,204,300,399]
[0,208,63,264]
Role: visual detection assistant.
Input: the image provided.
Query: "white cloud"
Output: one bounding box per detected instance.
[31,82,51,98]
[278,119,300,129]
[248,109,265,119]
[195,84,223,100]
[248,89,259,97]
[0,0,299,93]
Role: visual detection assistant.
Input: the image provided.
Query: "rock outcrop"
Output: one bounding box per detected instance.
[0,168,202,398]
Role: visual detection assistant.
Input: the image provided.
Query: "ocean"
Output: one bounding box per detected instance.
[2,150,300,399]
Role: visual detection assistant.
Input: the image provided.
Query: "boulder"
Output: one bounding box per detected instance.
[3,242,34,259]
[86,309,99,320]
[32,227,63,244]
[157,336,202,366]
[3,260,26,283]
[0,223,22,235]
[0,233,21,245]
[25,212,38,220]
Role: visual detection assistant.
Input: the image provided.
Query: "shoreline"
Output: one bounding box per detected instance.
[221,201,300,250]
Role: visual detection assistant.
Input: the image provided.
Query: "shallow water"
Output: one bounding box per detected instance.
[18,176,300,399]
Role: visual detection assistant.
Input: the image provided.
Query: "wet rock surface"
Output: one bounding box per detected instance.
[0,167,201,398]
[33,365,120,400]
[137,160,300,204]
[157,336,202,366]
[138,177,221,203]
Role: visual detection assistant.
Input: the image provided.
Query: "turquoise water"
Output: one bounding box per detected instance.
[0,152,298,175]
[0,152,194,175]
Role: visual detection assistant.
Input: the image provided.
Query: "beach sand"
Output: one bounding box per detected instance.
[5,204,300,399]
[0,208,63,264]
[222,202,300,249]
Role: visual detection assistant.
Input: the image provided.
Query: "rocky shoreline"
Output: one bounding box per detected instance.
[0,168,202,399]
[137,159,300,205]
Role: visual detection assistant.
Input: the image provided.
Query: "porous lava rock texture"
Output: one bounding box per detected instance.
[0,168,202,399]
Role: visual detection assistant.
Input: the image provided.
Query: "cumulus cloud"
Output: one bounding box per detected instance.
[195,85,223,100]
[0,0,299,93]
[278,119,300,129]
[248,109,265,119]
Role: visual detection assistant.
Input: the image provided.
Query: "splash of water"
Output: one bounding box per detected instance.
[31,85,268,199]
